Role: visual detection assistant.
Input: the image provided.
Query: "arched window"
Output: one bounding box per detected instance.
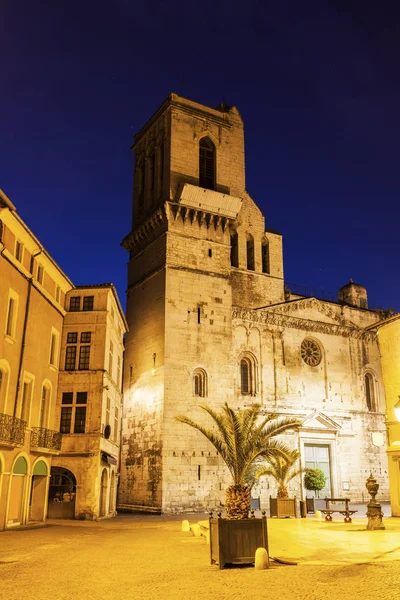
[193,368,208,398]
[230,231,239,267]
[240,355,257,396]
[262,239,270,274]
[199,137,215,190]
[39,385,50,429]
[365,373,376,412]
[246,234,255,271]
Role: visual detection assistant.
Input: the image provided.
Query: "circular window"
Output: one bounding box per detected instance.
[301,339,322,366]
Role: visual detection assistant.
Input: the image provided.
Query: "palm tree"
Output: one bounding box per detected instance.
[256,449,302,499]
[175,403,301,519]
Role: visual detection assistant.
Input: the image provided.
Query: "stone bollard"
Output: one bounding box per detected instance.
[191,523,202,537]
[315,510,323,520]
[255,547,269,570]
[181,520,190,532]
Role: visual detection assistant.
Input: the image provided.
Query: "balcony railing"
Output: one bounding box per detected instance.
[31,427,62,452]
[0,413,26,446]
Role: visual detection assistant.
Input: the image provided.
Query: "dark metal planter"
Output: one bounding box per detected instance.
[209,511,268,569]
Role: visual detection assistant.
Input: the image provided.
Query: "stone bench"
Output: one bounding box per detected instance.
[321,497,357,523]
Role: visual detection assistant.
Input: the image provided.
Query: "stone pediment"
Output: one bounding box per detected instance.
[267,297,353,327]
[301,411,342,433]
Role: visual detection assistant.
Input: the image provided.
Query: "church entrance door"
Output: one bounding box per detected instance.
[304,444,332,497]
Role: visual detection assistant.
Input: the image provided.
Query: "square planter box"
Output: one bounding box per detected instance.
[269,496,297,518]
[209,514,268,569]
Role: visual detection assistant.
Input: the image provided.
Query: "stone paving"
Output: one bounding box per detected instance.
[0,512,399,600]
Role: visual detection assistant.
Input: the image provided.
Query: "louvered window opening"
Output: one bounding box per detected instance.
[199,139,215,190]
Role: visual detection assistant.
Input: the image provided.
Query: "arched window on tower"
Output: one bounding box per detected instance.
[199,137,216,190]
[240,354,257,396]
[246,234,255,271]
[262,238,270,274]
[365,373,376,412]
[230,231,239,267]
[193,368,208,398]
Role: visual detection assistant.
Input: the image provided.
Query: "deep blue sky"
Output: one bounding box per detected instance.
[1,1,399,312]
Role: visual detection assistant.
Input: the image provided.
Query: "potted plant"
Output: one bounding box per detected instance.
[257,450,302,517]
[304,468,327,513]
[175,403,301,568]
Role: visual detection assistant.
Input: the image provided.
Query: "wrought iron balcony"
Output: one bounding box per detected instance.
[31,427,62,452]
[0,413,26,446]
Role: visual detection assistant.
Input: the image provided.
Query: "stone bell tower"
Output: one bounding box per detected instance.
[119,94,284,513]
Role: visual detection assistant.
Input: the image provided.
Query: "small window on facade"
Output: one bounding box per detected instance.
[365,373,376,412]
[62,392,74,404]
[20,380,32,423]
[246,234,255,271]
[114,406,119,440]
[240,355,257,396]
[117,356,121,387]
[74,406,86,433]
[60,407,73,433]
[80,332,91,343]
[49,333,57,365]
[65,346,77,371]
[193,368,207,397]
[78,346,90,370]
[83,296,94,311]
[262,239,270,274]
[76,392,88,404]
[15,240,23,262]
[69,296,81,312]
[60,392,87,434]
[37,264,44,284]
[230,231,239,267]
[55,285,61,303]
[199,137,216,190]
[39,385,49,428]
[67,332,78,344]
[6,297,15,337]
[109,341,114,377]
[106,397,111,425]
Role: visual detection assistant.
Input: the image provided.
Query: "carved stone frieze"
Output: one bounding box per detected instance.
[122,206,167,252]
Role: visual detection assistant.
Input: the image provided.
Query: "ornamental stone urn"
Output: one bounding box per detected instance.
[365,473,385,531]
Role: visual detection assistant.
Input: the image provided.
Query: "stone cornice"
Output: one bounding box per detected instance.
[121,206,168,253]
[233,304,378,341]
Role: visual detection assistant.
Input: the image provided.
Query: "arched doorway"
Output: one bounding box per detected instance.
[109,471,115,514]
[99,469,108,517]
[7,455,28,526]
[48,467,76,518]
[29,460,48,521]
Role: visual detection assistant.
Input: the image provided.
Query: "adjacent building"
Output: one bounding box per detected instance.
[0,191,126,529]
[119,94,389,513]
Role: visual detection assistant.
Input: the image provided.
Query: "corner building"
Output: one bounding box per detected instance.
[119,94,389,513]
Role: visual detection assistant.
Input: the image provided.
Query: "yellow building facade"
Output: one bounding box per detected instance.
[373,314,400,516]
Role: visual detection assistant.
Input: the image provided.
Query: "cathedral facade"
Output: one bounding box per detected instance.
[119,94,389,513]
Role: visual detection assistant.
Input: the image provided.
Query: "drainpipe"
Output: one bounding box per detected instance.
[13,249,42,418]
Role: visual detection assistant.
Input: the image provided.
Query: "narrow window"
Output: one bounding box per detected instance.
[208,248,212,258]
[55,285,61,303]
[49,333,57,365]
[83,296,94,311]
[60,406,73,433]
[80,331,92,343]
[230,231,239,267]
[39,385,48,428]
[106,397,111,425]
[6,297,15,336]
[69,296,81,312]
[262,239,270,274]
[114,406,119,440]
[199,137,215,190]
[78,346,90,370]
[365,373,376,411]
[65,346,77,371]
[246,234,255,271]
[193,369,207,397]
[117,356,121,387]
[109,341,114,377]
[20,381,31,422]
[37,264,44,284]
[15,240,23,262]
[240,359,250,394]
[197,308,201,324]
[74,406,87,433]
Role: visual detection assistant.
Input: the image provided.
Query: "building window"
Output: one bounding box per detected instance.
[15,240,23,262]
[230,231,239,267]
[240,355,257,396]
[78,346,90,370]
[117,356,121,387]
[109,341,114,378]
[365,373,376,412]
[55,285,61,303]
[193,368,208,398]
[262,239,270,274]
[106,397,111,425]
[80,332,91,343]
[83,296,94,311]
[37,264,44,285]
[65,346,77,371]
[114,406,119,440]
[199,137,216,190]
[69,296,81,312]
[5,297,16,337]
[39,385,49,428]
[20,381,31,422]
[60,391,87,434]
[301,338,322,367]
[246,234,255,271]
[49,332,58,366]
[67,332,78,344]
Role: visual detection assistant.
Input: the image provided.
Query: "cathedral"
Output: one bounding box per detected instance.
[119,93,389,513]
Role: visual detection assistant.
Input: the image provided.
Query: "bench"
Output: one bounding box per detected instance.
[320,497,357,523]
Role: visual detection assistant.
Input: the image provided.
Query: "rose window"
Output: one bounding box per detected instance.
[301,339,322,366]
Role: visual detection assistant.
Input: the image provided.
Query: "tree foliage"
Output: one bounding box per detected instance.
[256,449,302,499]
[303,468,327,497]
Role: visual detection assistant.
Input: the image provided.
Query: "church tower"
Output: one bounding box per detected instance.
[119,94,284,512]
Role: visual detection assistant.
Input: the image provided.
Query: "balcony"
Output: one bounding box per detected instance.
[0,413,26,447]
[30,427,62,453]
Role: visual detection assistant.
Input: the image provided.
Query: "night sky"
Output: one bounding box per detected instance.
[1,1,399,312]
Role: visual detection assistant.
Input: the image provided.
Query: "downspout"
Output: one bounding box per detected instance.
[13,249,42,417]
